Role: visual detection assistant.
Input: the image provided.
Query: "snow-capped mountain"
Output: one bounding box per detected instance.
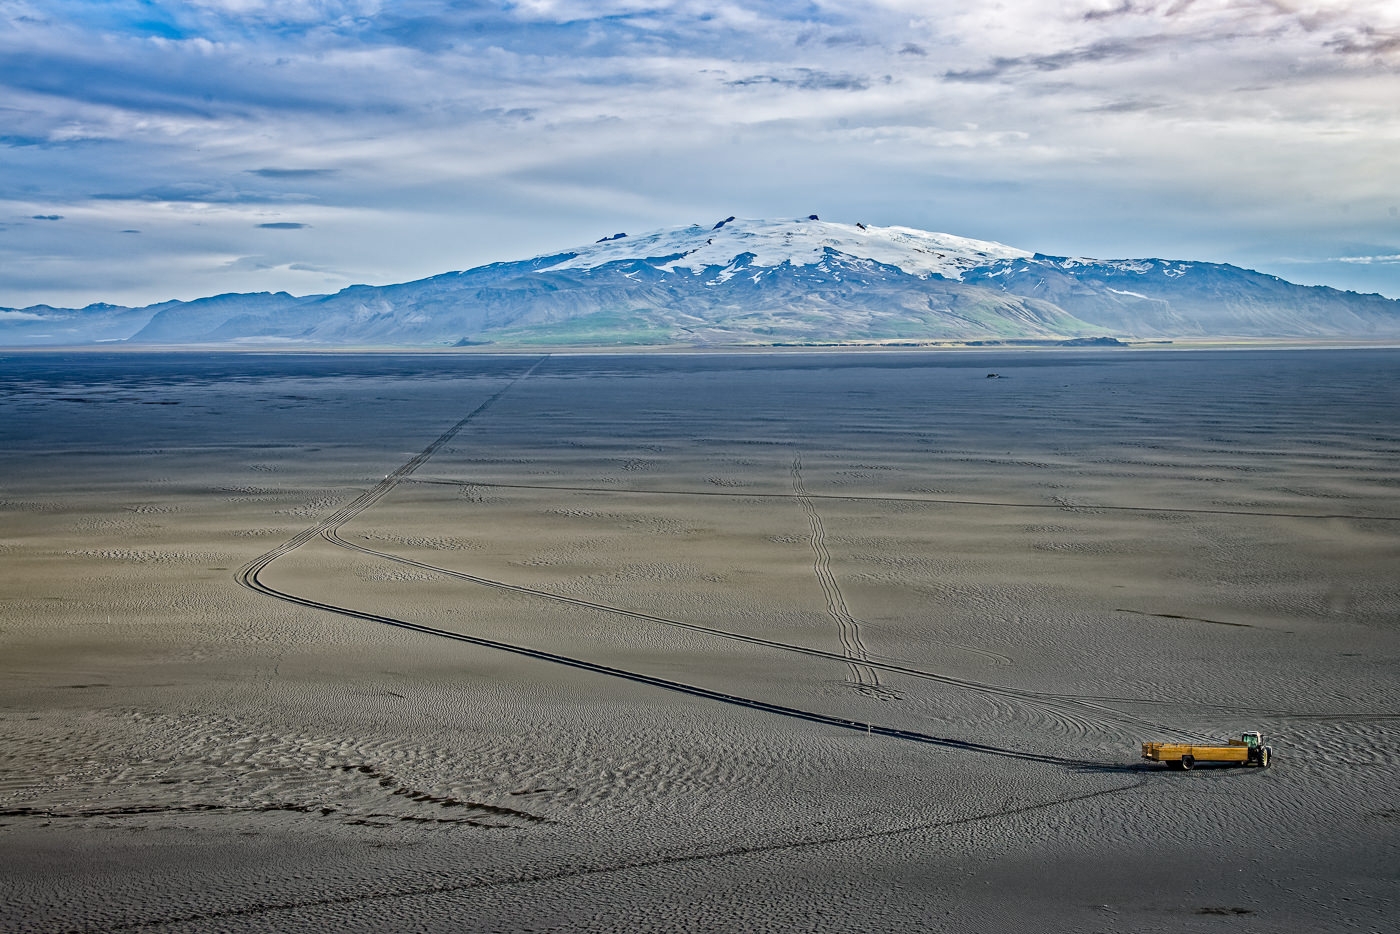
[3,216,1398,347]
[544,216,1031,280]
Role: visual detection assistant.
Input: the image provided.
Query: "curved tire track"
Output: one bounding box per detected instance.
[242,557,1100,767]
[236,357,549,594]
[237,355,1203,770]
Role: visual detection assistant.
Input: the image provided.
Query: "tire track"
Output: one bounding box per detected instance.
[233,359,1128,761]
[235,356,549,594]
[398,478,1400,729]
[791,453,883,694]
[321,527,1202,740]
[62,779,1148,933]
[242,561,1101,766]
[1042,693,1400,722]
[237,353,1207,771]
[407,477,1400,523]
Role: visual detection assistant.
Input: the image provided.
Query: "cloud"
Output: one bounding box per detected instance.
[92,182,303,204]
[1082,1,1139,22]
[943,36,1171,82]
[0,135,50,148]
[940,0,1400,84]
[214,253,351,279]
[93,183,236,203]
[1325,26,1400,57]
[0,0,1397,306]
[1333,253,1400,264]
[1083,97,1164,113]
[822,31,870,47]
[726,69,871,91]
[221,255,275,271]
[249,168,337,178]
[31,214,63,220]
[257,221,309,229]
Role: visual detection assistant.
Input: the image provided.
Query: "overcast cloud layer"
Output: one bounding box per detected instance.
[2,0,1398,307]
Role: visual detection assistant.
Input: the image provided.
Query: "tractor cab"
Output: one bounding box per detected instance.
[1241,731,1262,748]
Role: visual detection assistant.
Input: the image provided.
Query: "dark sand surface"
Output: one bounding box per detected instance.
[2,349,1397,932]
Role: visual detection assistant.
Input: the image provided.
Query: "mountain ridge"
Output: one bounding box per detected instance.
[3,217,1398,347]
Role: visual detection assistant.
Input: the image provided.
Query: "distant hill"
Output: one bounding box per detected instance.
[4,217,1398,347]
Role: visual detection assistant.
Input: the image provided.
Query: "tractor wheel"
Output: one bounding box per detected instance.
[1180,755,1195,771]
[1260,748,1271,768]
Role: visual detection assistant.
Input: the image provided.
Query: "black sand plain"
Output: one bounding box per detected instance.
[1,349,1397,932]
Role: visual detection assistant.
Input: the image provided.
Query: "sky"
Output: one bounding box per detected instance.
[2,0,1398,309]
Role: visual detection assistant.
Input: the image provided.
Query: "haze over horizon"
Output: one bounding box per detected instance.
[3,0,1398,309]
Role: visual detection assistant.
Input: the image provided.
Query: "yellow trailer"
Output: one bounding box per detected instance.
[1142,731,1273,770]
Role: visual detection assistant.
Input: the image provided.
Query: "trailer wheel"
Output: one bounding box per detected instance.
[1180,755,1194,771]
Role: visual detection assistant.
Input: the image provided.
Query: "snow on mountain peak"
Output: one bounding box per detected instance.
[540,217,1031,280]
